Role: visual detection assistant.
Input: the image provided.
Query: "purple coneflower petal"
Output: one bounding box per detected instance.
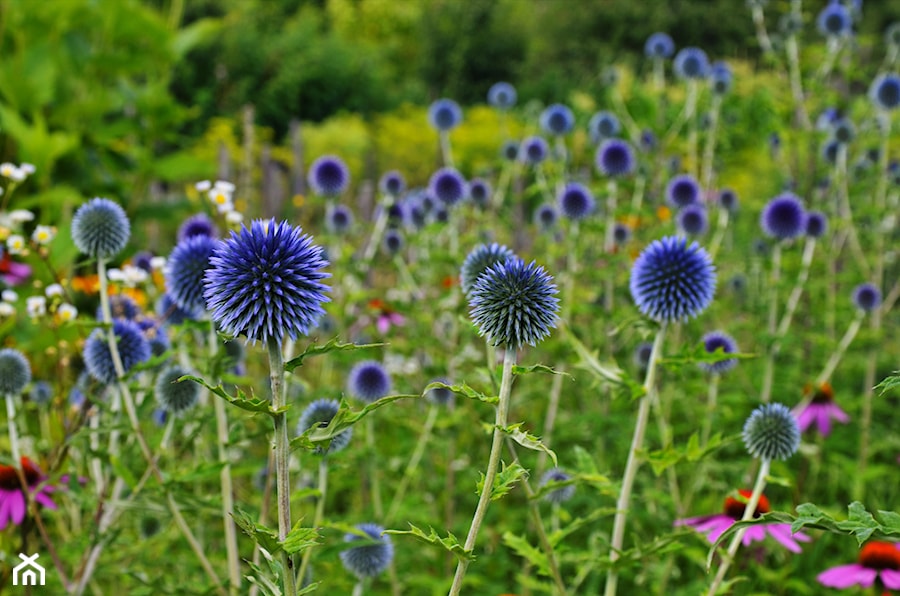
[882,569,900,589]
[817,405,833,436]
[741,524,767,546]
[796,404,817,432]
[8,490,26,526]
[765,524,809,553]
[829,403,850,424]
[817,564,877,588]
[35,490,58,510]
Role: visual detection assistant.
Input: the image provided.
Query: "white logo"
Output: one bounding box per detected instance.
[13,553,45,586]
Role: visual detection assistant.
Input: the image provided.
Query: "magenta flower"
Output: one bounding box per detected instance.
[675,490,812,553]
[0,251,31,286]
[368,299,405,334]
[795,382,849,437]
[0,457,59,530]
[818,541,900,590]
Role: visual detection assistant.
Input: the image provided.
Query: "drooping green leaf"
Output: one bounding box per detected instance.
[385,524,474,562]
[422,381,498,405]
[503,532,548,575]
[180,374,277,415]
[499,423,557,467]
[511,364,573,378]
[284,337,384,372]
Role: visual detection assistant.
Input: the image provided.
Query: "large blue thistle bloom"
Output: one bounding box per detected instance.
[460,243,517,295]
[520,136,549,165]
[645,32,675,58]
[340,523,394,578]
[557,182,595,220]
[308,155,350,197]
[673,47,709,79]
[852,283,881,312]
[0,348,31,395]
[297,398,352,455]
[760,193,806,240]
[428,98,463,131]
[488,82,517,110]
[677,204,709,236]
[817,2,852,37]
[595,139,635,177]
[540,103,575,136]
[428,167,466,206]
[869,73,900,111]
[83,319,152,384]
[698,331,739,374]
[347,361,391,403]
[666,174,701,208]
[203,220,330,344]
[629,236,716,323]
[742,403,800,461]
[71,198,131,259]
[468,258,560,349]
[177,213,217,242]
[165,235,219,315]
[379,170,406,197]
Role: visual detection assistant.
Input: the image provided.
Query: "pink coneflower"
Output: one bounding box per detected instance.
[817,541,900,590]
[795,382,849,437]
[0,251,31,286]
[675,490,812,553]
[0,457,59,530]
[368,299,405,334]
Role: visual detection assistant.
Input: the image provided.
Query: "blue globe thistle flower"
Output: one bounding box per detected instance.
[817,2,852,37]
[540,103,575,136]
[501,140,519,162]
[832,118,855,145]
[460,243,517,295]
[487,82,517,110]
[869,73,900,111]
[852,283,881,312]
[534,204,559,231]
[428,167,466,206]
[816,107,840,131]
[640,129,658,152]
[132,251,154,273]
[138,318,170,358]
[467,178,491,207]
[326,204,354,235]
[520,136,549,165]
[760,193,807,240]
[155,366,200,415]
[677,204,709,236]
[29,380,52,405]
[698,331,739,374]
[673,47,709,79]
[425,378,454,407]
[307,155,350,197]
[165,235,218,315]
[821,139,840,165]
[540,468,576,503]
[468,258,560,349]
[557,182,595,220]
[428,98,463,131]
[382,229,404,256]
[340,523,394,578]
[595,139,636,177]
[71,198,131,259]
[718,188,739,212]
[156,292,197,325]
[177,213,217,242]
[0,348,31,395]
[629,236,716,323]
[84,319,152,384]
[203,219,330,344]
[97,294,142,322]
[589,111,621,143]
[297,398,352,455]
[742,403,800,461]
[433,205,450,224]
[347,361,391,403]
[633,341,653,371]
[666,174,701,208]
[613,222,632,246]
[645,32,675,58]
[805,211,828,238]
[710,61,733,95]
[379,171,406,197]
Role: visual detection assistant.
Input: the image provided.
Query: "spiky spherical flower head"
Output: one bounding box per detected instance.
[677,204,709,236]
[347,361,391,403]
[178,213,217,242]
[630,236,716,322]
[468,258,560,349]
[742,403,800,461]
[297,398,352,455]
[645,32,675,58]
[0,348,31,395]
[501,140,519,162]
[869,73,900,111]
[425,378,455,407]
[71,198,130,259]
[832,118,855,145]
[325,204,354,235]
[379,170,406,197]
[155,366,200,416]
[203,220,330,344]
[710,61,733,95]
[382,229,404,256]
[595,139,635,177]
[460,243,516,296]
[806,211,828,238]
[817,2,852,37]
[467,178,491,207]
[428,167,466,206]
[821,139,840,165]
[666,174,701,208]
[132,251,154,272]
[307,155,350,197]
[633,341,653,371]
[674,47,709,79]
[534,204,558,231]
[157,292,196,325]
[540,468,575,504]
[97,294,142,322]
[29,381,52,405]
[589,111,621,143]
[165,235,218,315]
[84,319,151,384]
[852,283,881,312]
[540,103,575,136]
[613,222,632,246]
[520,136,549,165]
[761,193,807,240]
[718,188,739,212]
[557,182,595,220]
[698,331,739,374]
[428,98,462,131]
[340,523,394,578]
[488,82,517,110]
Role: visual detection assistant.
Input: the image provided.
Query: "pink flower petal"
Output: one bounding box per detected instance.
[829,403,850,424]
[765,524,805,553]
[817,405,833,436]
[34,490,57,510]
[389,313,405,326]
[376,317,390,334]
[0,492,12,531]
[8,489,26,526]
[881,569,900,590]
[796,405,816,432]
[741,525,767,546]
[817,564,877,588]
[3,262,32,286]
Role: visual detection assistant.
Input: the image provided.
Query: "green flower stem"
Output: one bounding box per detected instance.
[440,130,454,169]
[652,56,665,91]
[708,207,730,261]
[815,310,865,387]
[610,87,642,142]
[701,374,720,449]
[750,4,773,54]
[536,370,565,475]
[834,145,871,278]
[296,458,329,589]
[604,322,667,596]
[492,161,514,211]
[663,79,698,164]
[266,337,296,596]
[393,254,424,300]
[448,346,517,596]
[785,33,811,130]
[630,173,646,214]
[604,181,617,314]
[5,394,22,468]
[362,195,393,269]
[706,459,771,596]
[366,416,384,518]
[386,404,439,525]
[535,165,555,204]
[760,243,782,404]
[816,36,843,80]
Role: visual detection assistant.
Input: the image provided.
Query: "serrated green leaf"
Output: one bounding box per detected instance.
[233,508,281,554]
[548,507,617,547]
[878,510,900,534]
[290,394,418,451]
[284,337,384,372]
[503,532,548,575]
[281,519,320,555]
[500,423,557,467]
[660,341,756,368]
[646,432,730,475]
[180,374,277,415]
[561,325,626,386]
[511,364,573,379]
[476,460,527,501]
[422,381,498,405]
[874,371,900,395]
[385,524,474,562]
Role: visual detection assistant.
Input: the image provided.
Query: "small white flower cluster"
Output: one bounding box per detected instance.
[0,209,56,255]
[107,264,150,288]
[0,284,78,322]
[196,180,243,224]
[0,162,35,184]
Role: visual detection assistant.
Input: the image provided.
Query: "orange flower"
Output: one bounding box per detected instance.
[656,205,671,222]
[71,275,100,294]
